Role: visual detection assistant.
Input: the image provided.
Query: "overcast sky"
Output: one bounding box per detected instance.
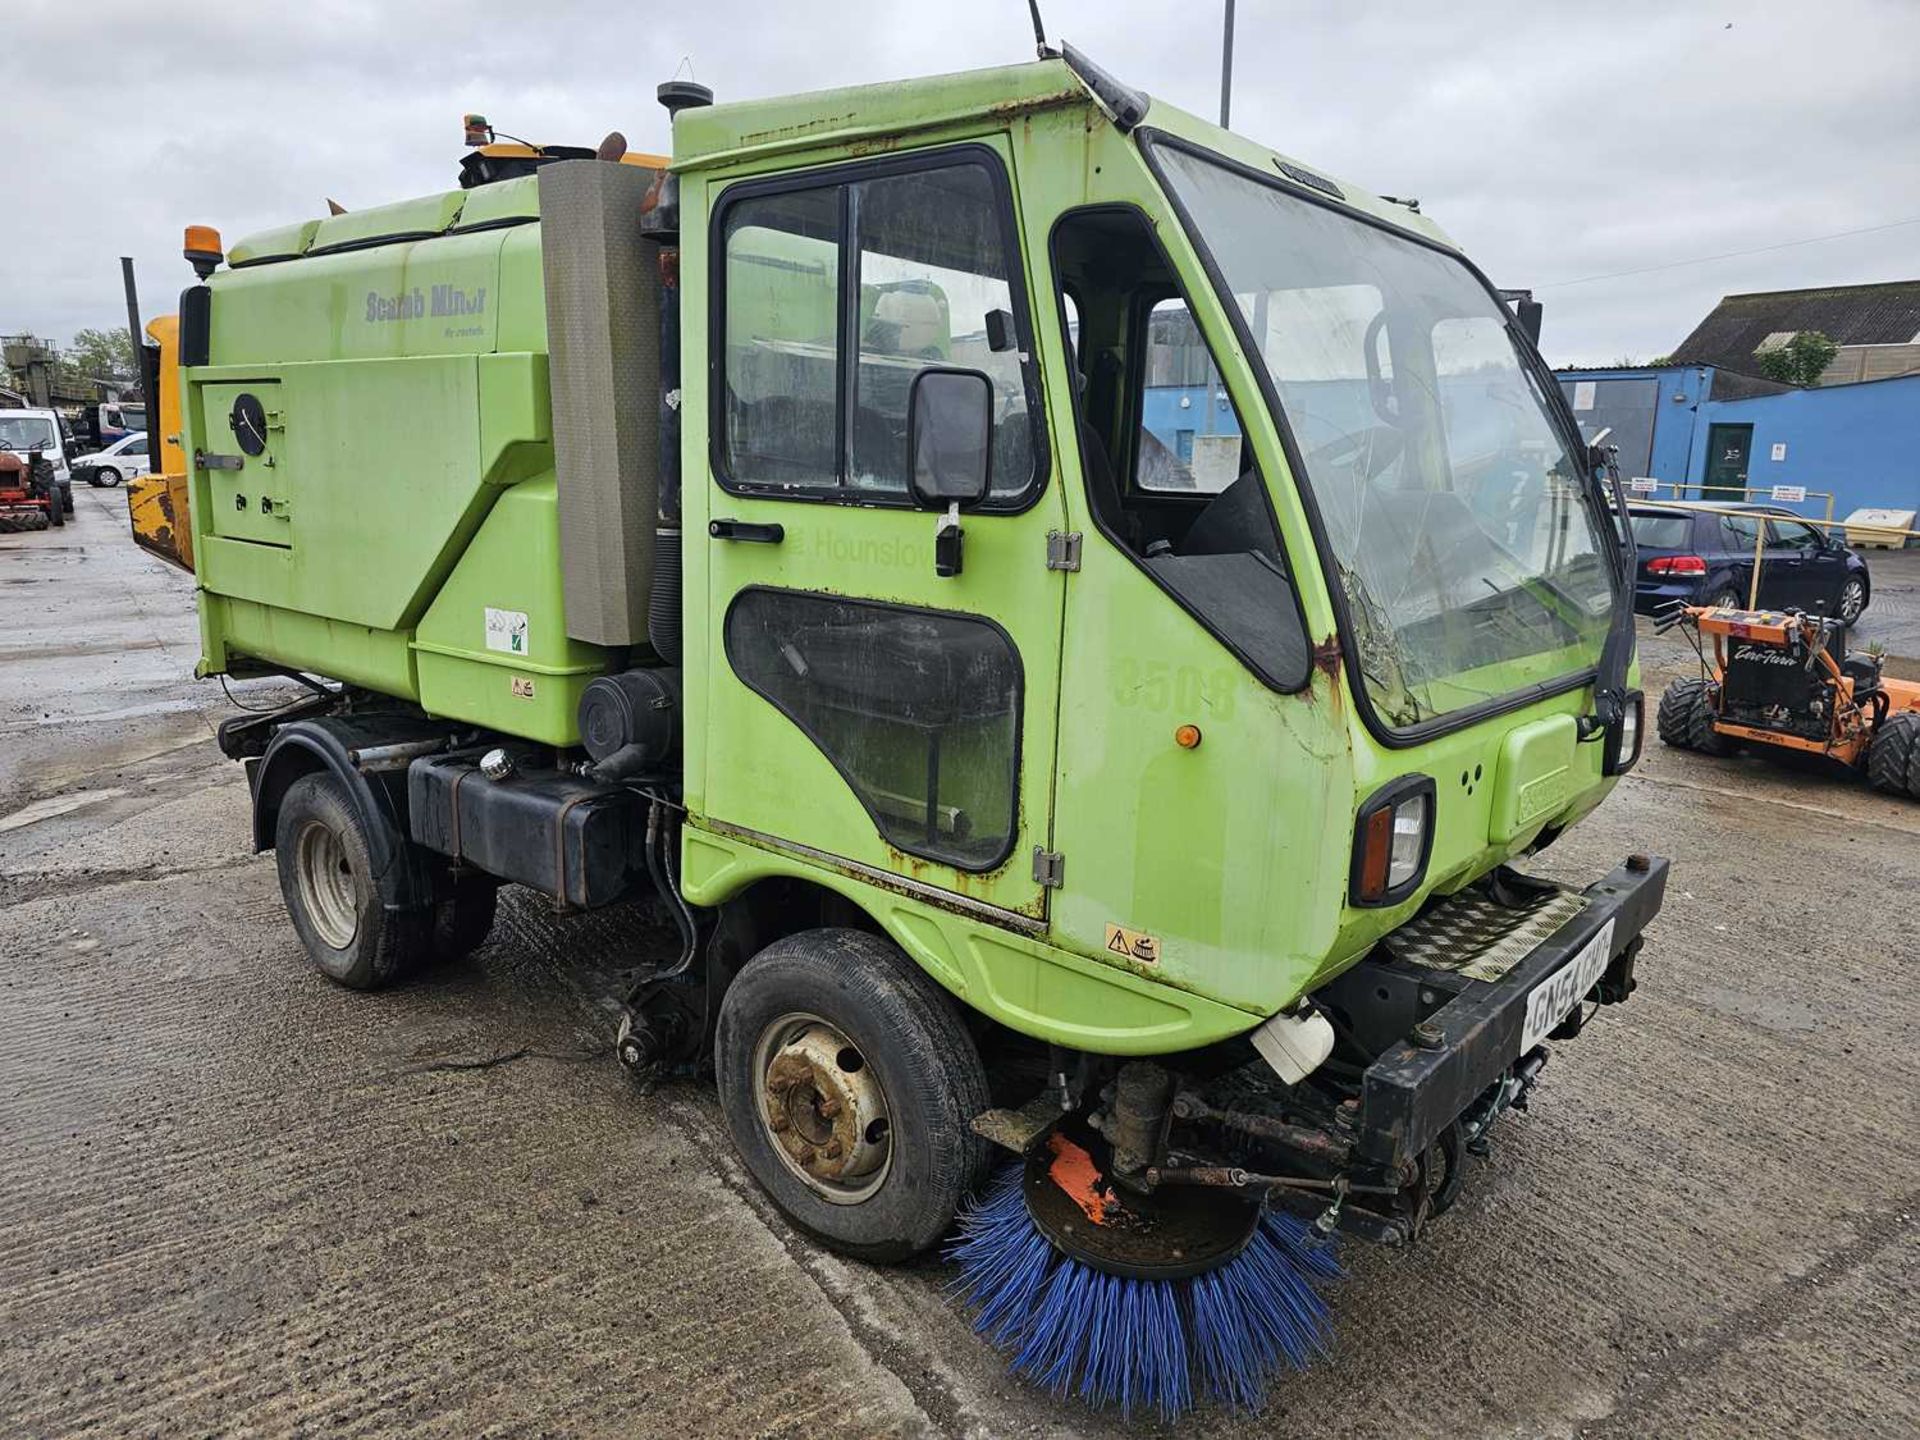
[6,0,1918,368]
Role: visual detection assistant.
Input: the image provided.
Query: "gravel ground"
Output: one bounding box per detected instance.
[1,486,1915,1439]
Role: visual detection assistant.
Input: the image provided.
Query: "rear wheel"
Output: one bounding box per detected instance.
[47,491,63,528]
[97,467,121,487]
[1705,586,1742,611]
[432,875,500,960]
[274,772,430,988]
[715,927,991,1262]
[1867,713,1920,798]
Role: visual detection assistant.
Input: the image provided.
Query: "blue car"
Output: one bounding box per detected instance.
[1627,501,1871,624]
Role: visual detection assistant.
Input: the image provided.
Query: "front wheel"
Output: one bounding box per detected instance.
[273,772,430,988]
[714,928,991,1263]
[1837,576,1868,626]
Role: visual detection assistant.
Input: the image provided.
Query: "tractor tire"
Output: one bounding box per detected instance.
[432,875,500,960]
[274,772,431,989]
[715,927,991,1264]
[1867,713,1920,798]
[1657,679,1705,750]
[47,493,63,528]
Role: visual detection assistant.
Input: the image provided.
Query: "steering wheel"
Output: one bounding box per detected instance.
[1305,425,1405,483]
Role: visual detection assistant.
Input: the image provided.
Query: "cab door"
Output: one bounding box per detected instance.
[694,142,1065,919]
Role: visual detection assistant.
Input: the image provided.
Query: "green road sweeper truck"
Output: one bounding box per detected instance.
[169,46,1665,1413]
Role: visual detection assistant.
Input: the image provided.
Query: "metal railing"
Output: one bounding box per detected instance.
[1621,478,1838,529]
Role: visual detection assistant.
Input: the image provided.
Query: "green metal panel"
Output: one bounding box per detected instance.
[306,190,467,254]
[680,824,1262,1054]
[415,477,608,744]
[227,219,320,268]
[686,129,1069,923]
[451,176,540,231]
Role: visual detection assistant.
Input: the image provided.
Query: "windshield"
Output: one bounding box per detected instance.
[0,416,57,451]
[1154,145,1616,729]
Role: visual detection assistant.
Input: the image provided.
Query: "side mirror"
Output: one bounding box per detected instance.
[907,367,993,511]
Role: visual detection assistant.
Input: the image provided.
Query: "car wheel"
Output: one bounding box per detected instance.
[1837,576,1868,626]
[715,927,991,1263]
[1705,586,1742,611]
[97,467,121,487]
[85,472,104,488]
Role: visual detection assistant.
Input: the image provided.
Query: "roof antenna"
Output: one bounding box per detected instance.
[1026,1,1060,58]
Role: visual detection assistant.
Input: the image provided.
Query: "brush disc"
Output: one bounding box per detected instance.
[1019,1151,1260,1282]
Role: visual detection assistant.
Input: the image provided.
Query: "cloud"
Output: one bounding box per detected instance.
[6,0,1915,367]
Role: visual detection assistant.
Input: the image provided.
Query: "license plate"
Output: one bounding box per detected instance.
[1520,919,1616,1053]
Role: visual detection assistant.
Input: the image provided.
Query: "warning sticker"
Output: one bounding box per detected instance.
[485,607,529,656]
[1103,923,1161,965]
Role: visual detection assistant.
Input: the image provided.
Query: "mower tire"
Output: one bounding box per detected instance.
[1867,713,1920,798]
[273,772,432,989]
[715,927,991,1264]
[1656,678,1732,754]
[432,875,500,960]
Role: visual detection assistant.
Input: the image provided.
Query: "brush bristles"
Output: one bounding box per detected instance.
[947,1169,1341,1420]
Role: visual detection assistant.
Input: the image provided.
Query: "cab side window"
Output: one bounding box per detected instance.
[1052,207,1310,691]
[719,153,1042,504]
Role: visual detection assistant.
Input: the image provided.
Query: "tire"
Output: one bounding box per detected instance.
[1836,575,1868,626]
[97,467,121,487]
[273,772,431,988]
[85,472,104,488]
[1656,678,1705,750]
[47,494,63,528]
[714,927,991,1263]
[433,875,499,960]
[1867,713,1920,798]
[1705,587,1742,611]
[60,485,73,515]
[1686,683,1735,756]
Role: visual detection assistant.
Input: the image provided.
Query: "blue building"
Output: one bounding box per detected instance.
[1557,364,1920,519]
[1558,280,1920,523]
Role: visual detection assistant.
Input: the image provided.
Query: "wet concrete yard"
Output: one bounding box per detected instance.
[2,488,1915,1438]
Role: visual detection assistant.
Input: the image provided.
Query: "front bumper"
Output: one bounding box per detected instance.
[1337,856,1669,1171]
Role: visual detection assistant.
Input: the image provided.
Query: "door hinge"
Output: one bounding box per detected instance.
[1045,530,1082,571]
[1032,848,1065,888]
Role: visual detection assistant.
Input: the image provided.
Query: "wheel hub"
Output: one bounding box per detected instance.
[295,819,358,950]
[754,1017,891,1203]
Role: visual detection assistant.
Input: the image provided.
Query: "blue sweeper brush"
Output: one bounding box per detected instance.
[948,1137,1341,1420]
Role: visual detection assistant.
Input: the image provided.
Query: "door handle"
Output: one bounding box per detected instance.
[709,518,784,544]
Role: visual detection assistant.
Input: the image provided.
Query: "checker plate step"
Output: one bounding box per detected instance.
[1383,887,1586,983]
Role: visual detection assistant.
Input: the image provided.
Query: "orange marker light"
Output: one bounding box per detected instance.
[1174,724,1203,750]
[183,225,224,280]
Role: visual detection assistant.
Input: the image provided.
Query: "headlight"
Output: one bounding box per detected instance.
[1606,691,1644,775]
[1350,776,1435,907]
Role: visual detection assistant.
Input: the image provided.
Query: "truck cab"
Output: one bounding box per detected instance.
[175,52,1663,1353]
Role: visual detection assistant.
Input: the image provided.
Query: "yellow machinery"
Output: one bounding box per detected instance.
[127,311,193,572]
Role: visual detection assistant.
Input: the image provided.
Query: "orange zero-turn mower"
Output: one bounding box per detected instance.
[1656,604,1920,797]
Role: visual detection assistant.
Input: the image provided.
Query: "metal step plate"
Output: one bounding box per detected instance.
[1383,887,1586,984]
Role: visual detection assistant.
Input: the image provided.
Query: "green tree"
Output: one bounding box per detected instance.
[66,326,137,383]
[1755,330,1838,387]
